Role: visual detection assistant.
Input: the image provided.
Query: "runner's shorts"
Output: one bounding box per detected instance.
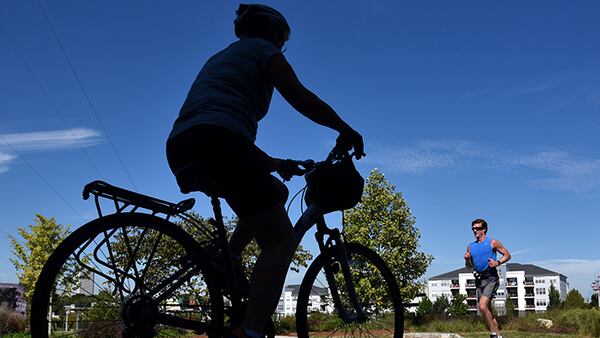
[476,274,499,299]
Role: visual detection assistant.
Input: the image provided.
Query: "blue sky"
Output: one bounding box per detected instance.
[1,1,599,298]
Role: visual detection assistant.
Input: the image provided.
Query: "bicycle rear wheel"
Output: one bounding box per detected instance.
[295,243,403,337]
[31,213,223,337]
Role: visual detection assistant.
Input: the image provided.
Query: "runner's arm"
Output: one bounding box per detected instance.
[491,239,511,266]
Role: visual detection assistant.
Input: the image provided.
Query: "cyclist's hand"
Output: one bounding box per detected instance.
[336,127,365,159]
[276,159,306,181]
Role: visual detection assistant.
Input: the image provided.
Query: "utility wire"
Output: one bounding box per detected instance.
[0,23,105,181]
[0,135,85,220]
[34,0,138,191]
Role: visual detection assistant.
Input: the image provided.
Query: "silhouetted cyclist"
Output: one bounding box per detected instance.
[166,4,364,338]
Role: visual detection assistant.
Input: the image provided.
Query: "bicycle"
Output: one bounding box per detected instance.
[31,148,404,337]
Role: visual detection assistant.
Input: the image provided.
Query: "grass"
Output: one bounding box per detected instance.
[461,332,583,338]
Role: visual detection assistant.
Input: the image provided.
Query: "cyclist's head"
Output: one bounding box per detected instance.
[471,218,488,234]
[234,4,290,49]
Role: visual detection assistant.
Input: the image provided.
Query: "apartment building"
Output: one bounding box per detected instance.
[0,283,27,316]
[276,284,332,316]
[428,263,568,314]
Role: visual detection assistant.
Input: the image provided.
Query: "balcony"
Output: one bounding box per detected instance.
[466,294,477,300]
[524,293,535,298]
[525,304,535,310]
[524,280,534,286]
[450,283,460,289]
[465,281,476,288]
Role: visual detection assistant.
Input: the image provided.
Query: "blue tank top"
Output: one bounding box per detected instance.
[469,237,497,273]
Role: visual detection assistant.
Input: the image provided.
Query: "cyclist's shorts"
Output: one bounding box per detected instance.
[166,124,288,218]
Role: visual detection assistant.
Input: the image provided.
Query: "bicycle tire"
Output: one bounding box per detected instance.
[31,212,224,337]
[295,242,403,337]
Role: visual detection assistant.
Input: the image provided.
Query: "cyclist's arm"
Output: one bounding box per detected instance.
[266,54,363,157]
[267,54,349,132]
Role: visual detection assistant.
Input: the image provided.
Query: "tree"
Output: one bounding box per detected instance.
[8,214,71,305]
[448,293,469,316]
[563,289,586,309]
[504,294,516,317]
[590,293,598,309]
[432,294,450,316]
[416,296,433,317]
[343,169,433,300]
[179,212,312,277]
[547,284,562,310]
[0,287,19,310]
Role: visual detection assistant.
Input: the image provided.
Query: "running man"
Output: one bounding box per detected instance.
[464,218,511,338]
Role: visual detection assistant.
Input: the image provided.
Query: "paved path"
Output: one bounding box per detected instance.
[276,334,464,338]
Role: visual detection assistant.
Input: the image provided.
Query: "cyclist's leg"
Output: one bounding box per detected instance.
[239,202,295,334]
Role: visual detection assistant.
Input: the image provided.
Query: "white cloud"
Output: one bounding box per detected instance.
[1,128,101,151]
[0,152,16,173]
[366,141,600,193]
[0,128,101,173]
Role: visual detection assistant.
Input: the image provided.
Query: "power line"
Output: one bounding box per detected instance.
[0,23,106,181]
[0,135,85,220]
[34,0,138,191]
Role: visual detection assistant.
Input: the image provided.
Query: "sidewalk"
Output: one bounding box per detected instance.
[276,334,464,338]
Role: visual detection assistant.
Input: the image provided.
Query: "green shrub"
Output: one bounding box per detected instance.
[273,315,296,334]
[554,308,600,336]
[0,306,27,333]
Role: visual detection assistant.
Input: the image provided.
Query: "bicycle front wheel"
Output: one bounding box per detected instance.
[296,243,403,337]
[31,213,223,338]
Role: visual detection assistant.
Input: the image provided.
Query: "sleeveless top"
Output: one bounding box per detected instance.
[169,38,282,142]
[469,237,497,273]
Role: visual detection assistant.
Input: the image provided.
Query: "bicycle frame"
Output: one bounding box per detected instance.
[80,177,368,332]
[293,205,367,323]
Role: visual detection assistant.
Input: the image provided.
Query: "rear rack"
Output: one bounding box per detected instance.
[83,180,195,219]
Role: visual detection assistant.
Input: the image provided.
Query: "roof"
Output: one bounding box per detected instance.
[0,283,25,292]
[429,263,567,281]
[285,284,328,296]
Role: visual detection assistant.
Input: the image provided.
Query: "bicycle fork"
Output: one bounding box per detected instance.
[315,222,367,324]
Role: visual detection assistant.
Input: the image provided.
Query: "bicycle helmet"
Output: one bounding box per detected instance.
[304,153,364,214]
[234,4,290,42]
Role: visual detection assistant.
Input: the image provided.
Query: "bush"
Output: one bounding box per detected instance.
[0,305,27,333]
[553,308,600,336]
[273,315,296,334]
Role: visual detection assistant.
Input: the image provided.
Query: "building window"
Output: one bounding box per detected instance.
[536,288,546,295]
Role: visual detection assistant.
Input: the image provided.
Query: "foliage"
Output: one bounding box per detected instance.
[178,212,312,277]
[343,169,433,301]
[432,295,450,316]
[505,294,516,317]
[562,289,586,309]
[0,287,19,311]
[0,305,27,333]
[416,296,433,317]
[591,293,599,308]
[8,214,72,305]
[448,293,469,316]
[547,284,562,310]
[273,314,296,333]
[408,316,486,333]
[406,308,600,337]
[553,308,600,336]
